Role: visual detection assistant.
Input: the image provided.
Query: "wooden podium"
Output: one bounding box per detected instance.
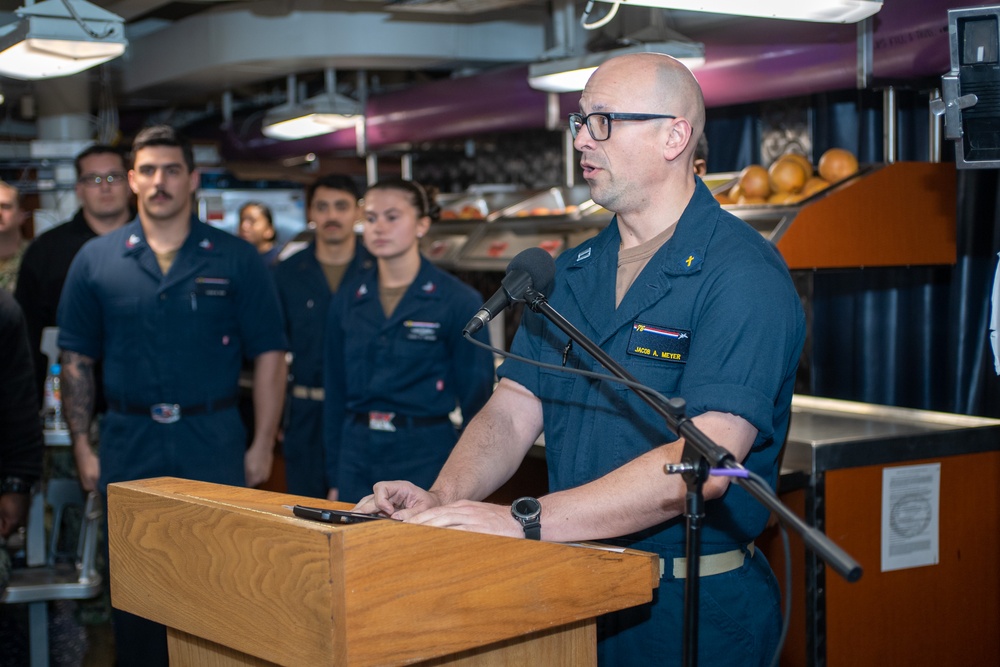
[107,478,659,666]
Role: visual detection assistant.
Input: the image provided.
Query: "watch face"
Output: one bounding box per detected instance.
[513,497,540,519]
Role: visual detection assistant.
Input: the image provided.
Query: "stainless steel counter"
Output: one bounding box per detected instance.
[775,395,1000,667]
[783,395,1000,475]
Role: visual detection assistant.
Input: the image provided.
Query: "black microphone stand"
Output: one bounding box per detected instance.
[519,287,862,667]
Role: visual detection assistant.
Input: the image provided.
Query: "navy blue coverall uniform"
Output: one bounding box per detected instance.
[271,241,373,497]
[498,180,806,667]
[323,257,495,502]
[58,217,287,494]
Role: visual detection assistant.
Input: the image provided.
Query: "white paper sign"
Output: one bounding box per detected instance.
[881,463,940,572]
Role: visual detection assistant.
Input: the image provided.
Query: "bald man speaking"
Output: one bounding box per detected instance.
[357,54,806,667]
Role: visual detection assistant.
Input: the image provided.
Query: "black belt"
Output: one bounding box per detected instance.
[109,396,238,424]
[350,411,452,432]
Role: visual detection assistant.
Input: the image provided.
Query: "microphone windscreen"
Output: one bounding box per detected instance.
[507,247,556,296]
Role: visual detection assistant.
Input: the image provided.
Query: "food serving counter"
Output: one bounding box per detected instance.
[763,395,1000,667]
[422,184,610,272]
[423,161,958,274]
[721,161,957,270]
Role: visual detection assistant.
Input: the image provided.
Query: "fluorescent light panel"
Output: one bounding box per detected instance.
[0,0,128,80]
[262,113,360,141]
[262,93,363,141]
[595,0,882,23]
[528,41,705,93]
[0,40,125,79]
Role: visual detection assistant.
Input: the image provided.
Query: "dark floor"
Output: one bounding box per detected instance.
[84,622,115,667]
[1,451,291,667]
[0,600,115,667]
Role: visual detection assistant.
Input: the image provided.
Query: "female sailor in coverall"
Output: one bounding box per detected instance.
[323,179,494,503]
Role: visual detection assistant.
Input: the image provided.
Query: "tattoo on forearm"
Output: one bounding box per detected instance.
[61,351,96,440]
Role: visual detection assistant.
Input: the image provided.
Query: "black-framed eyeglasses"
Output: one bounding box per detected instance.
[568,112,676,141]
[78,172,127,187]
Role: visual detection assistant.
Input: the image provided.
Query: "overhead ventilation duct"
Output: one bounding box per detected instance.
[223,0,956,159]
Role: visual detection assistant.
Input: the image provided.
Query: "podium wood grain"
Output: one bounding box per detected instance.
[107,478,658,666]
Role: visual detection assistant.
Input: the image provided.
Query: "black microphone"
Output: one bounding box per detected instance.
[463,247,556,336]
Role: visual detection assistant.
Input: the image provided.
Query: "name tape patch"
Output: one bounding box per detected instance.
[195,276,230,297]
[405,320,440,342]
[626,322,690,363]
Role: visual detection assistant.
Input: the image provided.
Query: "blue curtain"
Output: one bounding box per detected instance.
[706,90,1000,417]
[703,103,760,175]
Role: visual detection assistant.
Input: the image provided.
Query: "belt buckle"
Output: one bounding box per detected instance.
[151,403,181,424]
[368,411,396,432]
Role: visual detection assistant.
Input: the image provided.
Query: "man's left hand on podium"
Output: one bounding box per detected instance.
[403,499,525,538]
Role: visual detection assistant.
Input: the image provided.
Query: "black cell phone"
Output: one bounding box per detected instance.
[291,505,390,524]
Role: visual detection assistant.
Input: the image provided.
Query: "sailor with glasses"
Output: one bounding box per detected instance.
[356,53,805,667]
[16,145,134,401]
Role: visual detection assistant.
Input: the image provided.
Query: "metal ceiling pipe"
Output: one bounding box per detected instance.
[928,89,942,163]
[884,86,897,164]
[223,0,980,160]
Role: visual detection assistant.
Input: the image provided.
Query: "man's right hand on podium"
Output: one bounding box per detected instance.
[354,480,442,521]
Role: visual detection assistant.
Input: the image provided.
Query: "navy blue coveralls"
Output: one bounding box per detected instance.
[323,257,495,503]
[271,241,373,497]
[499,180,806,667]
[58,217,287,494]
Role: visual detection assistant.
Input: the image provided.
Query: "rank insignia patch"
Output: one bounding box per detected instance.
[680,253,703,272]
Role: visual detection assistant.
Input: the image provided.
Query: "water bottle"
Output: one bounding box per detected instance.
[42,363,67,431]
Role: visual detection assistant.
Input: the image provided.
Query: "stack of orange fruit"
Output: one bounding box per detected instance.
[714,148,859,206]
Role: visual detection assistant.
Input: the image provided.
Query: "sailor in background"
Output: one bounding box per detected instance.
[272,175,373,498]
[323,178,494,503]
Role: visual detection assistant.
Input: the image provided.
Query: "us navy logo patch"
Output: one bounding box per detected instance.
[627,322,690,363]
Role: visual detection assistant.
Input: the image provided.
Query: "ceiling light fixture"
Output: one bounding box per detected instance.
[528,41,706,93]
[0,0,128,80]
[592,0,882,24]
[262,69,362,141]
